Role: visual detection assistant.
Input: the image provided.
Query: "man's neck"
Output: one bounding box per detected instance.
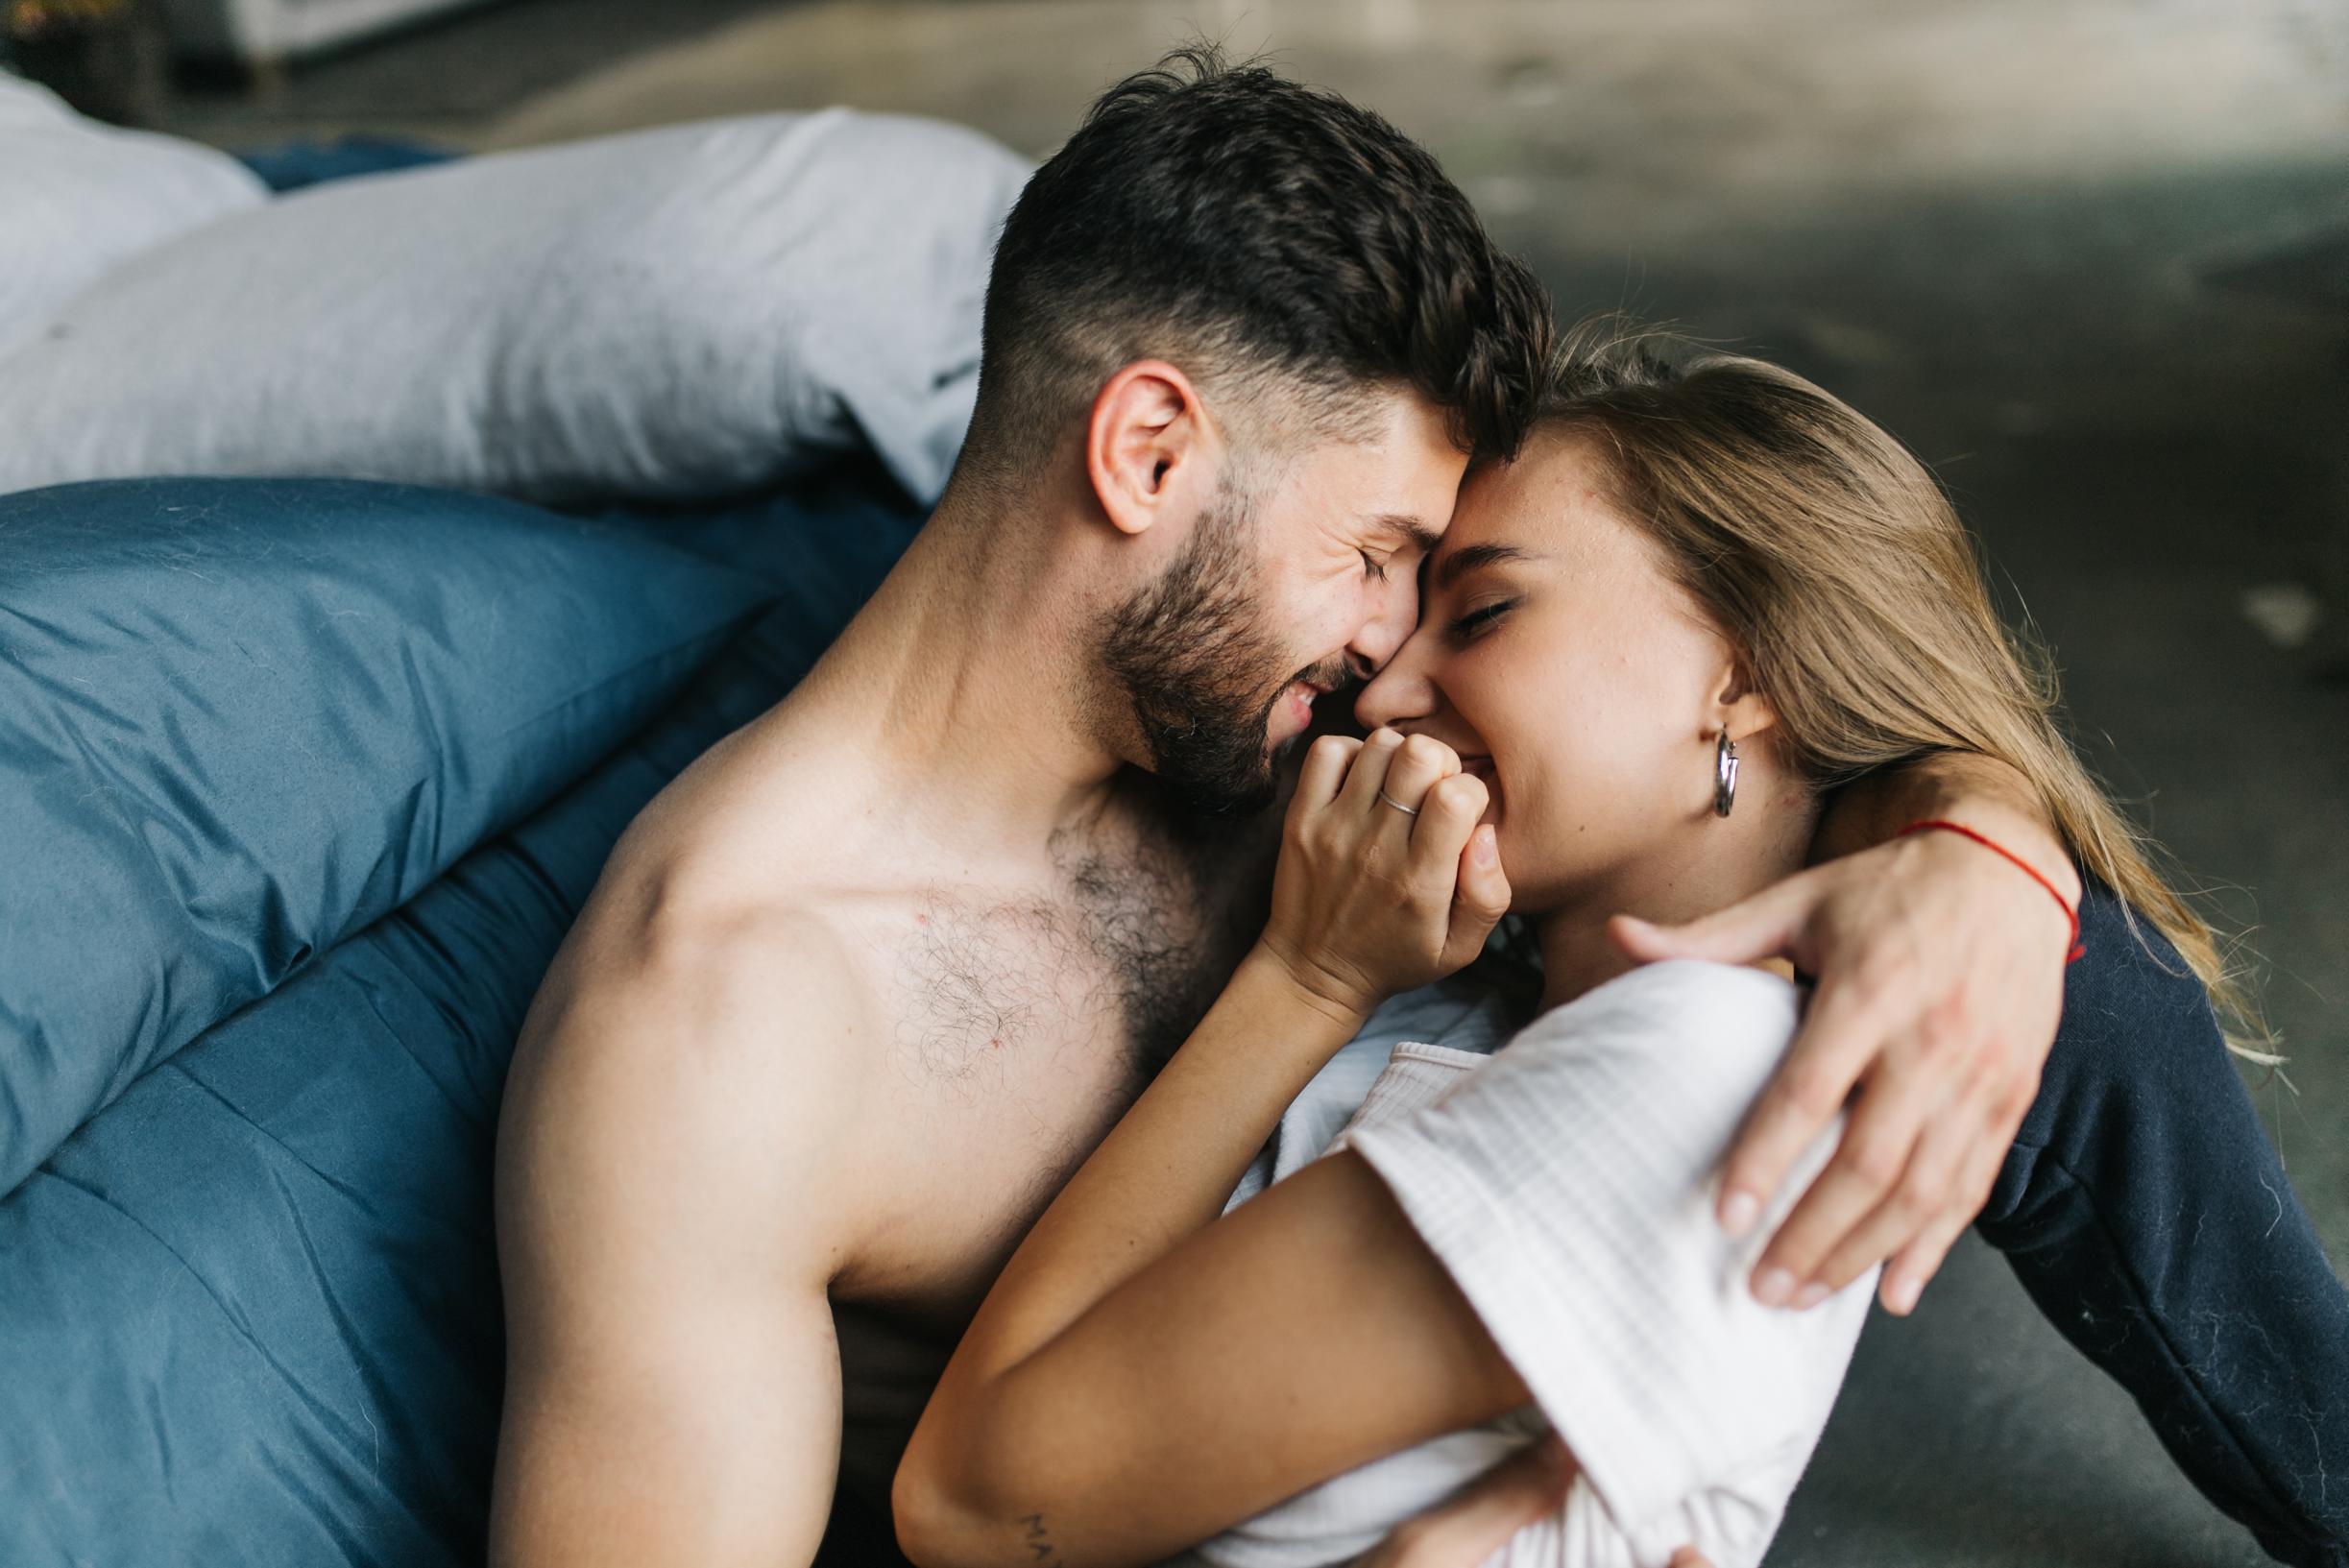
[782,483,1136,864]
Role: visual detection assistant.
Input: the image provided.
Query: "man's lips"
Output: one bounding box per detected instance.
[1275,679,1330,735]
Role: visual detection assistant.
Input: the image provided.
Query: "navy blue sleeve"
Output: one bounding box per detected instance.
[1977,880,2349,1567]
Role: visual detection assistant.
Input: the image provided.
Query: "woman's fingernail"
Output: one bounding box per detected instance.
[1720,1190,1759,1238]
[1794,1282,1830,1310]
[1753,1267,1796,1307]
[1885,1275,1923,1315]
[1473,829,1497,864]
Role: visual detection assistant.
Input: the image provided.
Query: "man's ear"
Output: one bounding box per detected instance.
[1085,360,1216,539]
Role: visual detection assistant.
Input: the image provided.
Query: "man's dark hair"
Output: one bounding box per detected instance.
[957,45,1554,488]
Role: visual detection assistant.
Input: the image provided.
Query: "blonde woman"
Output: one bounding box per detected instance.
[893,339,2347,1568]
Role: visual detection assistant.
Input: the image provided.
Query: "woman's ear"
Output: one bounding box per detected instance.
[1713,658,1780,746]
[1084,360,1215,539]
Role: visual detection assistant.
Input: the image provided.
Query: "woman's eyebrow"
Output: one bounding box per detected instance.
[1433,543,1543,591]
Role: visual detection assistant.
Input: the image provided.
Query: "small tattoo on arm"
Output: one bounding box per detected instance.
[1020,1511,1071,1566]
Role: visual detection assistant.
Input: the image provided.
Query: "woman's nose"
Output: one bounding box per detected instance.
[1355,628,1440,732]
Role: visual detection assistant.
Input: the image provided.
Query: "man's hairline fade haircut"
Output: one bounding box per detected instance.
[950,43,1555,503]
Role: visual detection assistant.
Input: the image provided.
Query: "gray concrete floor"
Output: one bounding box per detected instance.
[157,2,2348,1563]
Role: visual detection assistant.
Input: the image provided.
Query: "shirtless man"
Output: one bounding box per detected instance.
[487,52,2088,1567]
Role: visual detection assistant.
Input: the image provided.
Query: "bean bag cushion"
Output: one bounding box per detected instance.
[0,468,924,1567]
[0,109,1030,507]
[0,477,774,1197]
[0,70,267,356]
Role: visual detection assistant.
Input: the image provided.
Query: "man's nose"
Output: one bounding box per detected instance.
[1345,571,1421,680]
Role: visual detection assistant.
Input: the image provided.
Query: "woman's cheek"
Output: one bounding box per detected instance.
[1533,715,1658,868]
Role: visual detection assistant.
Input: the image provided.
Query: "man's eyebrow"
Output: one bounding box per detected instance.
[1370,513,1445,555]
[1434,543,1541,591]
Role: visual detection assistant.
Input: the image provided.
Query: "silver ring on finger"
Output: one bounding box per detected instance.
[1376,788,1419,817]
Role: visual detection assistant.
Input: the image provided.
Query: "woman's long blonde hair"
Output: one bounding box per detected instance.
[1532,323,2269,1057]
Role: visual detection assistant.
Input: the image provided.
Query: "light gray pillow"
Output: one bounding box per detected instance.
[0,109,1030,506]
[0,71,267,355]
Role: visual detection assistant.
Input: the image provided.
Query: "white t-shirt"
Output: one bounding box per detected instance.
[1186,959,1875,1568]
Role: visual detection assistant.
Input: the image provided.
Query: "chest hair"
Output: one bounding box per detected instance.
[893,802,1265,1096]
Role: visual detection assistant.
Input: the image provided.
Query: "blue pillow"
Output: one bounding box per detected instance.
[0,470,923,1566]
[0,477,775,1197]
[235,134,459,194]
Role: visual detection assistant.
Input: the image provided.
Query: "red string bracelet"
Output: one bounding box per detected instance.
[1899,818,2086,964]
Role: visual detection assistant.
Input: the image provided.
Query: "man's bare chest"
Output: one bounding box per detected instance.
[839,812,1264,1309]
[887,798,1265,1084]
[886,888,1206,1094]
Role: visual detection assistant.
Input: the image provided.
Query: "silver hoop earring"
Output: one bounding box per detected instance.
[1713,732,1740,818]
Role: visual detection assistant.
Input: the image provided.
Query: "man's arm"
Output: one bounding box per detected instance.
[490,922,866,1568]
[1809,749,2079,901]
[1615,749,2077,1315]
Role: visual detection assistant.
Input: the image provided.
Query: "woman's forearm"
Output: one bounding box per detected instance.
[895,1149,1529,1568]
[947,944,1368,1372]
[894,947,1472,1568]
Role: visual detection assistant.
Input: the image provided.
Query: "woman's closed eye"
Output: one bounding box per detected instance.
[1444,598,1515,643]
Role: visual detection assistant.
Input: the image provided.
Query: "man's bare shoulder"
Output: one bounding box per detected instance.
[545,868,872,1060]
[499,873,888,1278]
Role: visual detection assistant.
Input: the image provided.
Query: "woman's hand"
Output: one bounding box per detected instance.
[1257,728,1511,1024]
[1353,1435,1716,1568]
[1352,1435,1570,1568]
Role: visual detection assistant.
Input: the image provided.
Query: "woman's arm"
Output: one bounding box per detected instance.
[930,730,1509,1400]
[895,730,1522,1567]
[895,1146,1533,1568]
[900,957,1828,1568]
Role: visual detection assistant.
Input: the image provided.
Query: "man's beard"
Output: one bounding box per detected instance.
[1099,482,1338,819]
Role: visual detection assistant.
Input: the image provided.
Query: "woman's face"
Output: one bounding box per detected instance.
[1356,428,1745,915]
